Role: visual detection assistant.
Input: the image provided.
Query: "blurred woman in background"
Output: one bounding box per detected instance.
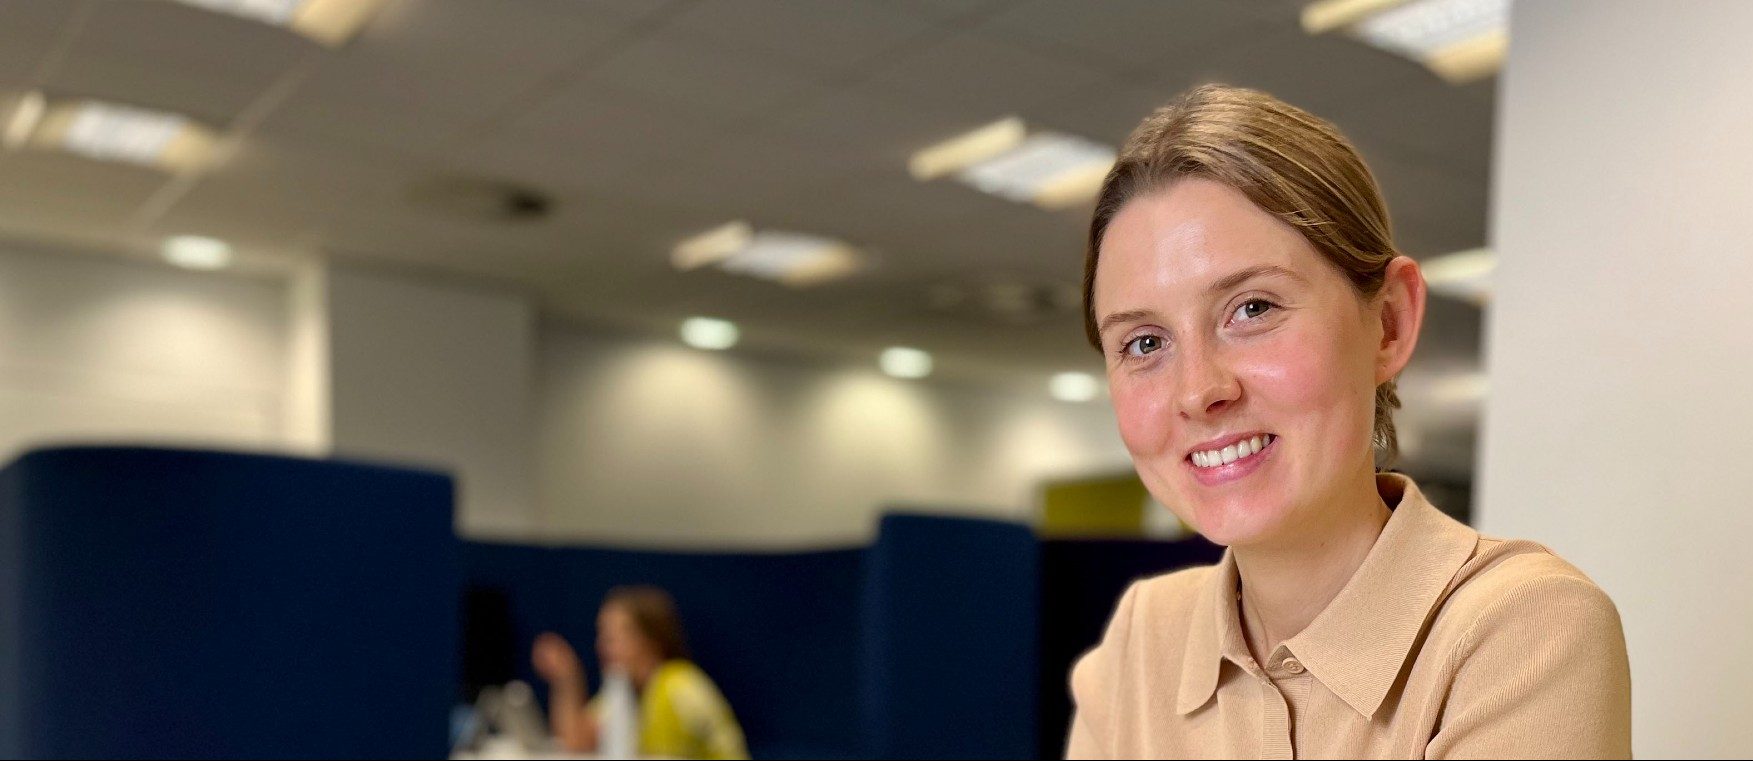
[533,585,747,760]
[1068,84,1630,758]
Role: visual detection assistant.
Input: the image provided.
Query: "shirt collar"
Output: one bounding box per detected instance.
[1175,474,1478,718]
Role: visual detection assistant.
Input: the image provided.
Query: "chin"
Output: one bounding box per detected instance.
[1187,498,1291,548]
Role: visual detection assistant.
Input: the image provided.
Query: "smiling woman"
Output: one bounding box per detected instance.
[1065,85,1630,759]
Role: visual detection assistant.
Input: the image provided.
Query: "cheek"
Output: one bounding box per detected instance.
[1108,371,1176,457]
[1234,325,1376,450]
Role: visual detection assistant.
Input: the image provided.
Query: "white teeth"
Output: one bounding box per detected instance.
[1190,434,1274,469]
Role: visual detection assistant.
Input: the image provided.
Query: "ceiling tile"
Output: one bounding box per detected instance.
[0,151,167,234]
[579,30,834,130]
[976,0,1268,74]
[663,0,939,75]
[261,0,631,155]
[1031,80,1182,146]
[868,0,1021,27]
[456,82,726,197]
[610,133,879,224]
[859,29,1112,119]
[1146,26,1425,115]
[743,83,994,172]
[45,1,311,125]
[0,0,82,86]
[143,130,432,252]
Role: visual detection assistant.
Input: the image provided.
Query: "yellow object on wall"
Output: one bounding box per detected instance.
[1040,473,1150,537]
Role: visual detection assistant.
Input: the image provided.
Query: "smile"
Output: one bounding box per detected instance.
[1189,434,1276,469]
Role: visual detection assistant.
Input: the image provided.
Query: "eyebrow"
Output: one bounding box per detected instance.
[1095,265,1307,337]
[1208,264,1306,295]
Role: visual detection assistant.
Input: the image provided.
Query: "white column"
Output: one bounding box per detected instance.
[1480,2,1753,757]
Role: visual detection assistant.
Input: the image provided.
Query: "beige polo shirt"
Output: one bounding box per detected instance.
[1067,474,1630,759]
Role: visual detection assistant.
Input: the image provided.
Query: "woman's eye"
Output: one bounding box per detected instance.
[1232,299,1275,322]
[1124,334,1164,357]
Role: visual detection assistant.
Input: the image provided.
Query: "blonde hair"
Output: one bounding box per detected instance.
[1083,83,1404,465]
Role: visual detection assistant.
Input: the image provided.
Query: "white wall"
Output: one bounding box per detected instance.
[1480,2,1753,757]
[535,327,1132,548]
[0,242,1132,548]
[0,244,288,463]
[324,267,538,538]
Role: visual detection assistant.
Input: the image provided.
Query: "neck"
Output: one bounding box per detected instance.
[1234,470,1391,663]
[628,657,667,691]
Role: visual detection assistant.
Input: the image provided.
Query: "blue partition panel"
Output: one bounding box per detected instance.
[0,447,459,759]
[1036,537,1224,757]
[861,513,1040,760]
[461,542,868,760]
[0,457,22,758]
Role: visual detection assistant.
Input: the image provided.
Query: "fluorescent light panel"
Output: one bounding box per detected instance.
[3,91,45,150]
[913,120,1116,210]
[162,235,233,270]
[879,347,933,380]
[680,317,740,351]
[958,133,1115,206]
[176,0,304,25]
[672,222,861,288]
[63,102,188,166]
[1353,0,1508,57]
[1302,0,1409,34]
[672,221,752,271]
[909,117,1027,181]
[1050,372,1100,403]
[1302,0,1508,84]
[11,97,217,170]
[167,0,385,45]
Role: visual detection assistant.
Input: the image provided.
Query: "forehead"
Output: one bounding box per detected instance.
[1094,178,1318,310]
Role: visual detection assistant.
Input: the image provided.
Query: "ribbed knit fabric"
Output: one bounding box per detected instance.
[1067,474,1631,759]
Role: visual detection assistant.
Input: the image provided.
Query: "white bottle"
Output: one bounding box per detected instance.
[599,670,640,760]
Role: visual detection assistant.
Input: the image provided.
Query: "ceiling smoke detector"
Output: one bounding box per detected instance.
[406,177,555,224]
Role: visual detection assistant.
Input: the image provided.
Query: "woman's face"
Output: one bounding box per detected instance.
[596,603,659,677]
[1092,178,1410,549]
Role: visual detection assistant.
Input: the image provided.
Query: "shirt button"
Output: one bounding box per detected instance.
[1282,658,1305,675]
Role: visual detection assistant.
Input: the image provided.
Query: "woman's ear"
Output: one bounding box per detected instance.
[1375,256,1427,384]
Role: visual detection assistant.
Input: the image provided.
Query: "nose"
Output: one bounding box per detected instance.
[1175,340,1242,419]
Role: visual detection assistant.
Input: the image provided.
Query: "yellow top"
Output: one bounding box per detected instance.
[1068,474,1632,759]
[595,660,748,760]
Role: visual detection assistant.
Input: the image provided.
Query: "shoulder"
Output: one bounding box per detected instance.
[1439,539,1623,656]
[1092,563,1214,646]
[1071,564,1213,686]
[1131,564,1214,611]
[650,661,737,721]
[650,661,720,700]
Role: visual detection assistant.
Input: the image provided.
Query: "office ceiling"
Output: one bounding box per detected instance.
[0,0,1493,480]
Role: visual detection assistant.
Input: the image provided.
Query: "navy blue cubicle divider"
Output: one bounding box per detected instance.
[1036,536,1225,758]
[0,447,459,759]
[0,444,1215,759]
[460,513,1042,760]
[861,513,1040,760]
[460,541,869,760]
